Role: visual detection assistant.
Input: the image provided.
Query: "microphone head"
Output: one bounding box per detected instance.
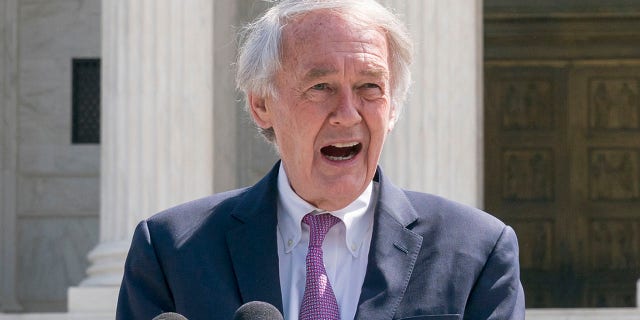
[233,301,284,320]
[152,312,189,320]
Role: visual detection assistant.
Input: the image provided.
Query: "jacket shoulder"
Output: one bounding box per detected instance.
[144,187,250,242]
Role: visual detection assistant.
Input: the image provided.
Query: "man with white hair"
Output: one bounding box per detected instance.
[116,1,525,319]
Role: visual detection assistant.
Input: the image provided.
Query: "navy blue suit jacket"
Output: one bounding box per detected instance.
[116,163,525,319]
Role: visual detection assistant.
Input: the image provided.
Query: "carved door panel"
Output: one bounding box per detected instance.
[485,64,640,307]
[568,66,640,307]
[485,65,573,307]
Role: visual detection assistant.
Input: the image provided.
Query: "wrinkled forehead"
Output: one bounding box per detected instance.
[284,10,359,35]
[280,10,389,65]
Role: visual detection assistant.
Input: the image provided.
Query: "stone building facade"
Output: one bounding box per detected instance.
[1,0,101,312]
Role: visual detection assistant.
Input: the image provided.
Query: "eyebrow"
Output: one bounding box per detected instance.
[302,66,389,82]
[361,67,389,79]
[303,68,337,82]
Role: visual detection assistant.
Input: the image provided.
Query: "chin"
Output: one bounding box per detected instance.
[327,183,363,202]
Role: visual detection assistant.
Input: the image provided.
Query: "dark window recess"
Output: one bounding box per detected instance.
[72,58,100,144]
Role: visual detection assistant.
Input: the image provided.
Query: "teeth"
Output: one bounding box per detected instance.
[330,142,359,148]
[326,154,356,161]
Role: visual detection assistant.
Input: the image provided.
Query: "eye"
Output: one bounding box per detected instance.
[311,83,330,91]
[304,83,333,102]
[359,83,384,100]
[362,83,381,89]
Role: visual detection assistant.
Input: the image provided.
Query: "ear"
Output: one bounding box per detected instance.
[248,93,273,129]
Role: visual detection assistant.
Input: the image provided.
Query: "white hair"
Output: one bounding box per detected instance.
[236,0,413,142]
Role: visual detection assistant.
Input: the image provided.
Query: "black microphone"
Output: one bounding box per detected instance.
[233,301,284,320]
[152,312,188,320]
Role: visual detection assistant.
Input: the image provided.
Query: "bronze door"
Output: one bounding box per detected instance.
[485,63,640,307]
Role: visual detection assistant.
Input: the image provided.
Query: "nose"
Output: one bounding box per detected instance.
[329,90,362,127]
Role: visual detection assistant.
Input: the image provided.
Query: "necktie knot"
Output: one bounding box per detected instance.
[303,213,341,247]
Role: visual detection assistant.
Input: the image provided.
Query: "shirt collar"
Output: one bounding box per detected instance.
[276,162,375,257]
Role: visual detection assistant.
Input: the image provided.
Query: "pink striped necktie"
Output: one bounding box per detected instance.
[299,213,341,320]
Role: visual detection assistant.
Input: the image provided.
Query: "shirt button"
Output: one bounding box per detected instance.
[288,239,293,247]
[351,243,358,251]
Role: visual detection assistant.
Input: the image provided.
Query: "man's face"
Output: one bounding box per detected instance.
[249,11,395,211]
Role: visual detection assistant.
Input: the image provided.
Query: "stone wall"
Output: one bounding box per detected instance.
[1,0,101,312]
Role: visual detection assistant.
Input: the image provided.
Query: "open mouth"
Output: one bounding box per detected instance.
[320,142,362,161]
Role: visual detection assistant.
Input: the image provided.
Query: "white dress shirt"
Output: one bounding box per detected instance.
[276,163,377,320]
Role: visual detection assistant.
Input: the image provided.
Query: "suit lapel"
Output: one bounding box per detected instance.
[355,169,424,320]
[226,163,284,312]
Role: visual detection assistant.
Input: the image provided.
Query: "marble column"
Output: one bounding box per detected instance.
[0,0,23,312]
[68,0,215,312]
[380,0,484,208]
